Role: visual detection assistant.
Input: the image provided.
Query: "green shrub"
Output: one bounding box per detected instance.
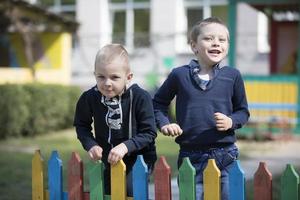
[0,83,82,139]
[0,84,30,138]
[65,86,82,127]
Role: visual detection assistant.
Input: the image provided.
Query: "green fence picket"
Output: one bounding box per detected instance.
[89,160,105,200]
[178,157,196,200]
[281,164,299,200]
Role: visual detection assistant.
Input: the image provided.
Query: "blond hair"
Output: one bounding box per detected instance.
[94,43,130,72]
[189,17,229,44]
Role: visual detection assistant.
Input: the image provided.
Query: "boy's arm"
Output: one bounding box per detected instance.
[230,71,250,129]
[73,92,98,151]
[153,70,177,130]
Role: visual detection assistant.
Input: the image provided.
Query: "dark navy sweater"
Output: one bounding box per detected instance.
[73,84,157,166]
[153,60,250,149]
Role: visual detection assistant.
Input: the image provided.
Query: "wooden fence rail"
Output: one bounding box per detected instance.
[32,150,300,200]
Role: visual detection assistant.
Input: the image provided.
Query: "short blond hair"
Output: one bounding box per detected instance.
[94,43,130,72]
[189,17,229,44]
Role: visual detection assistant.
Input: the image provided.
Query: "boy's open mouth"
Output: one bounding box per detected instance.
[208,50,221,54]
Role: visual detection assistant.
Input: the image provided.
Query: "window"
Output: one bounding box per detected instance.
[257,12,270,53]
[112,11,126,45]
[110,0,150,49]
[38,0,76,19]
[134,9,150,47]
[176,1,228,53]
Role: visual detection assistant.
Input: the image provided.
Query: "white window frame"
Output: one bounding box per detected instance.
[176,0,227,54]
[109,0,150,51]
[257,11,270,53]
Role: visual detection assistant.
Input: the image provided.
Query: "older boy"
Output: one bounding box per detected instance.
[153,17,249,200]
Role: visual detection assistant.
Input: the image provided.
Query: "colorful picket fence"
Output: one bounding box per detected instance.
[32,150,300,200]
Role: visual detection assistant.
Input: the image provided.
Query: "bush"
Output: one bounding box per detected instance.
[0,83,82,139]
[0,84,30,138]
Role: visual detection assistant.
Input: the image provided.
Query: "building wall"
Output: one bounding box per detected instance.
[236,3,269,75]
[72,0,268,90]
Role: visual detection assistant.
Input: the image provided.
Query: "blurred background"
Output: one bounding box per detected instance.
[0,0,299,199]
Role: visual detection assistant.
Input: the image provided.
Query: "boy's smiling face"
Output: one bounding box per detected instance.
[191,23,229,68]
[95,58,132,98]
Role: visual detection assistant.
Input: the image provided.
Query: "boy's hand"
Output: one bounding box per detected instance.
[108,143,128,165]
[88,145,103,161]
[161,123,183,137]
[214,112,233,131]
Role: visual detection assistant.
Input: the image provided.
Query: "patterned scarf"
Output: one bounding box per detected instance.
[101,95,123,144]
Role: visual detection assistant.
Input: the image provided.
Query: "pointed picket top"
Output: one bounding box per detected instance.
[203,159,220,200]
[179,157,196,200]
[281,164,299,200]
[154,156,172,200]
[88,160,105,200]
[254,162,272,200]
[229,160,245,200]
[68,152,84,200]
[133,155,148,200]
[111,159,126,200]
[32,149,45,200]
[48,150,63,200]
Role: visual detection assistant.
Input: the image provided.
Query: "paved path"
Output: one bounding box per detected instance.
[149,139,300,200]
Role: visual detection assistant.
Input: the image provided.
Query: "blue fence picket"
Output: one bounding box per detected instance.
[35,150,293,200]
[133,155,149,200]
[229,160,245,200]
[48,150,64,200]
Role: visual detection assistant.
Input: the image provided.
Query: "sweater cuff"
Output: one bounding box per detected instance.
[84,140,99,152]
[123,140,136,154]
[157,119,170,130]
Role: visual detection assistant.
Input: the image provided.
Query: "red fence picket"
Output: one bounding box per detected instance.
[32,150,300,200]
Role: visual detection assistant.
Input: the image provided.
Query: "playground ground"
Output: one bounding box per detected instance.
[149,136,300,199]
[0,130,300,199]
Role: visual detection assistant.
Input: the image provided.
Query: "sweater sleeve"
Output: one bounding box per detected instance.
[123,90,157,154]
[73,92,98,151]
[230,71,250,129]
[153,69,178,129]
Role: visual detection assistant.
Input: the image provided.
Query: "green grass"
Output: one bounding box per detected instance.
[0,129,85,200]
[0,129,291,199]
[0,129,181,200]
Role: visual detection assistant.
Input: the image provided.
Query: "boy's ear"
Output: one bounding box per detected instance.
[127,72,133,81]
[190,42,197,54]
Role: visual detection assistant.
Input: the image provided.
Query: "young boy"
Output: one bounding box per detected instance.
[74,44,157,197]
[153,17,249,200]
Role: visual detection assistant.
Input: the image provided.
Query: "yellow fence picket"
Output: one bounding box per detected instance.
[203,159,220,200]
[111,160,126,200]
[32,150,45,200]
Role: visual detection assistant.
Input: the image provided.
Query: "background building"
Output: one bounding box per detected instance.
[1,0,300,131]
[0,0,78,84]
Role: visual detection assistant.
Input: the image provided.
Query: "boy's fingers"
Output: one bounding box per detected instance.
[88,152,94,160]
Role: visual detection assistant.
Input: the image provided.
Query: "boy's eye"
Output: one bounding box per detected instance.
[97,75,105,79]
[111,75,120,80]
[219,38,227,42]
[204,37,212,41]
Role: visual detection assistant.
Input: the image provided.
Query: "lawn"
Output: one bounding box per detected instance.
[0,129,295,199]
[0,129,180,200]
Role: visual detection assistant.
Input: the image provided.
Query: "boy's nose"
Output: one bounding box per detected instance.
[212,39,220,46]
[104,79,112,86]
